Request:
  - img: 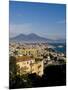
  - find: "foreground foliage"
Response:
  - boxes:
[9,56,66,89]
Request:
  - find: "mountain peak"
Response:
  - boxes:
[10,33,48,42]
[28,33,38,36]
[19,33,26,36]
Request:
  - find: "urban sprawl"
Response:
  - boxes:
[9,42,66,76]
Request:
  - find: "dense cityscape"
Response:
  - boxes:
[9,42,66,88]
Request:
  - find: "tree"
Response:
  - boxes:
[14,50,18,55]
[9,56,17,78]
[9,56,18,88]
[9,56,32,89]
[49,53,54,60]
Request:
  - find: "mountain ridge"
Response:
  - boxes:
[10,33,66,43]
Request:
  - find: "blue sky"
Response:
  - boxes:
[9,1,66,40]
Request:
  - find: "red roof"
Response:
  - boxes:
[16,56,33,62]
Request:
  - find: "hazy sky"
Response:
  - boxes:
[9,1,66,40]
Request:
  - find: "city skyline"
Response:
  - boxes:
[9,1,66,40]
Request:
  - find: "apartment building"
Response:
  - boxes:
[16,56,44,76]
[17,48,41,57]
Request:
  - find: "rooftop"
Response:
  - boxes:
[16,56,34,62]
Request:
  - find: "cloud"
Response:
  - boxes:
[56,20,66,24]
[9,23,33,37]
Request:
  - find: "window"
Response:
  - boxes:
[27,61,29,64]
[38,65,41,69]
[38,71,41,75]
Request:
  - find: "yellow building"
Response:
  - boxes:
[16,56,44,76]
[17,48,40,57]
